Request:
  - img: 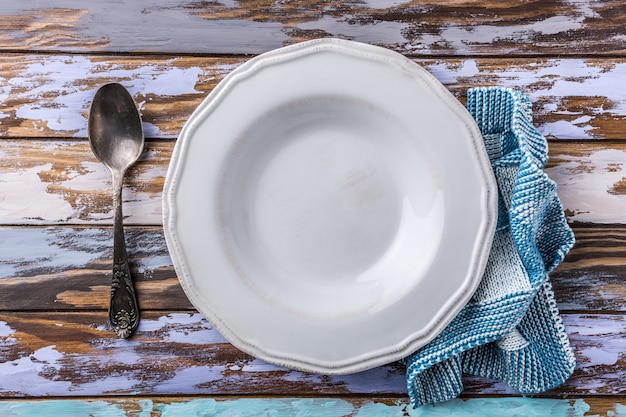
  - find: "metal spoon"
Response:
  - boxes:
[88,83,143,338]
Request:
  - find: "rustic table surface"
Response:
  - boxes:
[1,1,625,416]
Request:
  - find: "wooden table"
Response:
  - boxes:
[1,1,625,415]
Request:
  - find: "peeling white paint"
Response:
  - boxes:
[409,0,597,55]
[0,228,104,277]
[424,58,626,139]
[155,365,226,393]
[491,59,626,132]
[73,375,142,396]
[241,358,287,373]
[530,61,626,114]
[0,345,72,396]
[2,54,625,142]
[425,60,480,85]
[566,314,625,336]
[0,321,16,341]
[297,16,408,46]
[137,313,229,344]
[0,1,289,54]
[0,79,11,119]
[0,163,76,223]
[540,120,593,139]
[580,346,620,366]
[0,142,166,224]
[137,313,201,332]
[61,160,107,191]
[4,55,205,138]
[566,315,624,368]
[0,321,11,337]
[546,149,626,223]
[360,0,411,9]
[0,313,620,396]
[135,255,173,274]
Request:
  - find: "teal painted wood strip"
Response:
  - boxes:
[0,398,623,417]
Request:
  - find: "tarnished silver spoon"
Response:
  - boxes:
[88,83,143,338]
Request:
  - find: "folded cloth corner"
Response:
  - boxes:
[403,86,576,408]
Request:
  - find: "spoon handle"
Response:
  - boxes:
[109,172,139,338]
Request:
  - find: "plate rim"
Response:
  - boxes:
[163,38,498,374]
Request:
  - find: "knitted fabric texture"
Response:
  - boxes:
[404,87,576,408]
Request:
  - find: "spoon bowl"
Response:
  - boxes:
[89,84,144,172]
[88,83,144,338]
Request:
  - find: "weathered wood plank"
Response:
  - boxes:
[0,227,189,311]
[2,140,626,225]
[0,141,170,225]
[0,397,624,417]
[0,1,625,56]
[0,55,238,139]
[0,55,625,140]
[551,224,626,312]
[1,0,621,409]
[431,59,626,141]
[0,312,622,397]
[0,224,623,312]
[546,142,626,224]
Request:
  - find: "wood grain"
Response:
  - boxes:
[0,140,170,225]
[0,224,622,313]
[2,140,626,225]
[0,0,623,411]
[546,142,626,224]
[552,224,626,312]
[0,227,188,311]
[0,1,625,56]
[0,311,622,397]
[0,55,625,140]
[0,55,238,139]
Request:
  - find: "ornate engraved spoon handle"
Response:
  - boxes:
[109,171,139,338]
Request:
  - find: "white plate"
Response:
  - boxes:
[163,38,497,374]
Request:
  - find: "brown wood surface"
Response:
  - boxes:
[0,1,625,56]
[0,55,625,140]
[0,0,624,413]
[3,140,626,225]
[0,311,622,397]
[0,224,622,313]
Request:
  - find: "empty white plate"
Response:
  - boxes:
[163,38,497,374]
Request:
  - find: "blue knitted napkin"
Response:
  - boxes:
[404,87,576,407]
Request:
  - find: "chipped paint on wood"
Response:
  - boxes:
[0,226,186,310]
[1,224,623,312]
[0,312,400,396]
[0,56,625,140]
[4,140,626,226]
[422,58,626,140]
[0,55,238,138]
[0,312,623,397]
[0,141,170,224]
[0,0,624,410]
[546,146,626,223]
[1,1,626,56]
